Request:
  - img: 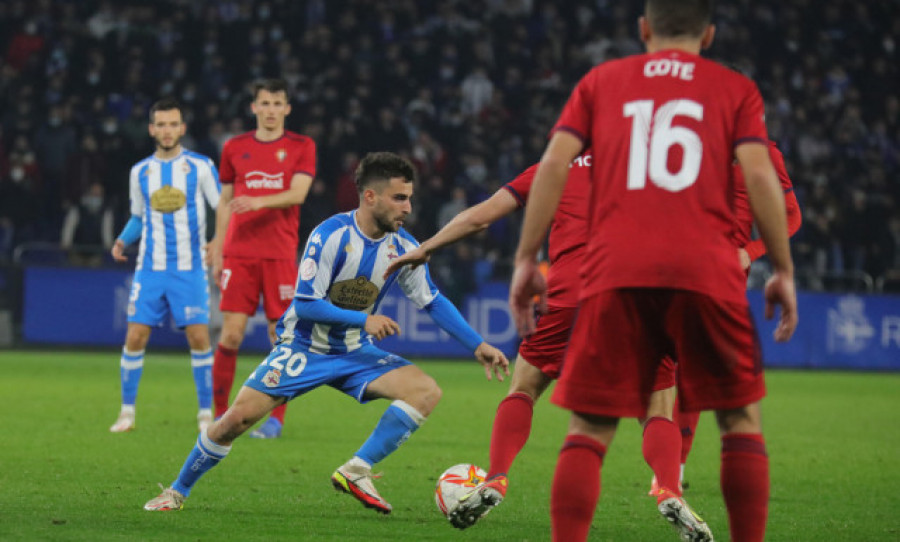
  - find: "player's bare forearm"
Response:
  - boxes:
[384,191,518,278]
[736,144,793,274]
[515,134,579,263]
[427,191,518,254]
[259,172,314,210]
[230,173,313,213]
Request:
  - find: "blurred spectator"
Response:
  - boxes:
[64,133,107,209]
[1,0,897,292]
[460,65,494,117]
[437,186,468,230]
[5,20,44,71]
[0,162,42,255]
[59,182,114,267]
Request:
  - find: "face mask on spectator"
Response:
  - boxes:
[102,121,117,134]
[10,167,25,183]
[466,163,487,183]
[49,116,62,127]
[82,195,103,213]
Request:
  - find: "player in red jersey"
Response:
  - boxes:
[510,1,797,541]
[385,154,688,530]
[208,78,316,439]
[673,140,803,490]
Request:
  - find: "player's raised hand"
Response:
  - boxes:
[474,342,510,382]
[509,260,548,337]
[365,314,401,340]
[383,247,430,279]
[229,195,262,214]
[111,239,128,262]
[764,270,798,342]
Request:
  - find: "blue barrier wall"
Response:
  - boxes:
[22,267,900,370]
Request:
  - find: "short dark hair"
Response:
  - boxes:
[252,78,290,100]
[149,98,183,122]
[355,152,416,193]
[645,0,713,38]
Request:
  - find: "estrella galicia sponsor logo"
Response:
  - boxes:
[827,295,875,354]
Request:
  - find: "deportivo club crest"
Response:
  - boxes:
[262,368,282,387]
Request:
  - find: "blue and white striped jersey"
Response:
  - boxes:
[277,210,440,354]
[129,150,221,272]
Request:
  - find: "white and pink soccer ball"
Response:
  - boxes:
[434,463,487,517]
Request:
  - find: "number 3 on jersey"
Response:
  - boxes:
[624,99,703,192]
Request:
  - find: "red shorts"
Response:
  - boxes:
[517,305,577,379]
[219,256,297,320]
[552,288,764,418]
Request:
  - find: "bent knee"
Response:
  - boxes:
[218,329,245,349]
[407,377,441,416]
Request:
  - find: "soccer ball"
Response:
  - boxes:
[434,463,487,517]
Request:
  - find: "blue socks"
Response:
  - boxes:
[191,349,214,410]
[172,429,231,497]
[120,348,145,406]
[355,400,426,465]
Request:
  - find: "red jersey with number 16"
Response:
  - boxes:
[554,50,769,305]
[504,154,592,308]
[219,131,316,260]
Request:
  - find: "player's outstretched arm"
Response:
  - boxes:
[474,342,510,382]
[384,190,519,278]
[421,293,507,381]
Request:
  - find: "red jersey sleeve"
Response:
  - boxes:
[553,71,596,144]
[218,139,235,184]
[502,163,539,207]
[733,80,769,146]
[292,137,317,178]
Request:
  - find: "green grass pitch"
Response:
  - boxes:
[1,350,898,541]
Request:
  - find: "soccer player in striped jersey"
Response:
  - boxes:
[143,152,509,514]
[109,98,221,434]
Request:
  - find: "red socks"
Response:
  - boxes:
[551,435,606,542]
[642,417,682,499]
[212,344,238,418]
[270,403,287,423]
[721,433,769,542]
[679,409,701,464]
[486,392,534,479]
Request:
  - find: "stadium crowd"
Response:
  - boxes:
[0,0,898,295]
